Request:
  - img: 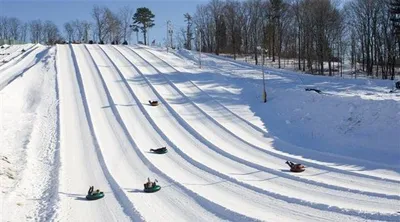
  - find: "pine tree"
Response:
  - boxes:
[131,7,155,45]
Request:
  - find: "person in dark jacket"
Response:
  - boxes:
[285,161,294,168]
[286,161,304,169]
[88,186,94,195]
[144,178,153,189]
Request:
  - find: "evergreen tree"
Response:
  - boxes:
[131,7,155,45]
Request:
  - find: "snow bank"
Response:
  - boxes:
[0,46,59,221]
[176,49,400,173]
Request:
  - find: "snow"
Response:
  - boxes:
[1,46,59,221]
[0,43,399,222]
[0,44,35,67]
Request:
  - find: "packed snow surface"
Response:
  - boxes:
[0,43,399,221]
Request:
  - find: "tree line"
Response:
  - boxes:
[189,0,399,79]
[0,17,60,44]
[0,5,155,46]
[1,1,398,79]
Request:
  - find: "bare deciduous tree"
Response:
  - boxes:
[105,9,122,44]
[209,0,226,55]
[64,22,74,42]
[193,4,213,52]
[29,19,43,43]
[43,20,60,45]
[224,0,241,59]
[20,22,28,42]
[73,19,85,42]
[92,5,108,43]
[184,13,193,50]
[82,21,91,43]
[347,0,398,79]
[0,16,9,39]
[176,27,186,49]
[8,17,21,41]
[119,7,134,43]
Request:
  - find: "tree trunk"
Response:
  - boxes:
[278,31,282,68]
[361,34,365,72]
[391,56,395,80]
[367,19,372,76]
[233,36,236,60]
[143,30,147,45]
[254,45,258,65]
[302,32,306,72]
[298,26,301,70]
[272,24,275,62]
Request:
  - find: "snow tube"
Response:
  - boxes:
[86,192,104,200]
[290,165,305,173]
[305,88,322,94]
[150,147,167,154]
[149,100,159,106]
[144,185,161,193]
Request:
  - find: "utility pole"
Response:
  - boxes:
[199,30,202,69]
[167,20,170,52]
[262,50,266,103]
[167,20,173,52]
[169,24,173,49]
[196,28,202,69]
[257,46,267,103]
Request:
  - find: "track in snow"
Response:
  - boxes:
[1,43,399,222]
[119,45,399,219]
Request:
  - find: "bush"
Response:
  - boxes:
[89,40,94,44]
[123,40,128,45]
[99,40,104,45]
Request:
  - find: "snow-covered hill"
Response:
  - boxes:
[0,43,399,221]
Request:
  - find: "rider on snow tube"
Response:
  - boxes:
[86,186,104,200]
[286,161,305,172]
[150,147,167,154]
[144,178,161,192]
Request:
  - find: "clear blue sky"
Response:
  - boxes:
[0,0,207,44]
